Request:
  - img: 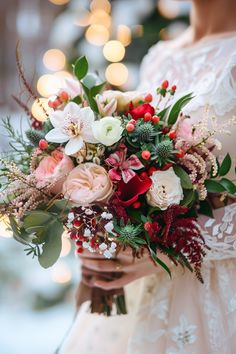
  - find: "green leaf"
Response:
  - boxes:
[219,178,236,195]
[47,199,72,216]
[23,211,52,230]
[181,189,195,207]
[73,56,88,80]
[158,105,171,121]
[219,153,232,176]
[81,82,99,113]
[149,246,172,277]
[38,219,63,268]
[72,95,82,105]
[173,165,193,189]
[205,179,226,193]
[90,81,106,97]
[167,93,194,125]
[198,200,214,218]
[9,216,30,245]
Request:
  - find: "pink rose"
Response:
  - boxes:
[34,148,74,194]
[63,163,113,206]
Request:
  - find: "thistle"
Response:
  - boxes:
[113,219,145,248]
[151,139,174,164]
[132,122,156,143]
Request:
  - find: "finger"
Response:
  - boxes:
[94,273,135,290]
[81,258,123,272]
[81,266,119,280]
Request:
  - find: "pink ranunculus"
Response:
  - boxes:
[34,148,74,194]
[62,163,113,206]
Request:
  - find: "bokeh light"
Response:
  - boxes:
[51,260,72,284]
[0,217,13,238]
[48,0,70,5]
[157,0,180,19]
[43,49,66,71]
[85,24,110,46]
[60,233,72,258]
[103,40,125,62]
[54,70,72,83]
[105,63,128,86]
[74,10,91,27]
[37,74,61,97]
[117,25,132,47]
[90,0,111,14]
[31,98,52,122]
[90,9,111,28]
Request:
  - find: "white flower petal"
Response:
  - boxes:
[64,102,81,117]
[49,110,66,128]
[65,136,84,155]
[45,128,69,143]
[63,77,81,98]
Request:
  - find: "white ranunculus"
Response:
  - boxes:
[92,117,123,146]
[45,102,98,155]
[146,167,183,210]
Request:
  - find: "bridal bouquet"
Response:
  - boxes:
[1,56,236,315]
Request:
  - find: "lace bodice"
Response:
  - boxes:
[139,33,236,261]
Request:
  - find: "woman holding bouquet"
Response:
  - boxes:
[60,0,236,353]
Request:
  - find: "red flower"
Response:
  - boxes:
[115,174,152,207]
[127,102,155,121]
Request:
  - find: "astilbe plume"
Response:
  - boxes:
[0,160,53,219]
[155,205,207,282]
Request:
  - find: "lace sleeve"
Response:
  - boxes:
[198,203,236,261]
[206,53,236,116]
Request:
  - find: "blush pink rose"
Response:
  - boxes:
[34,148,74,194]
[62,163,113,206]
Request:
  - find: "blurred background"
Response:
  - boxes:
[0,1,190,353]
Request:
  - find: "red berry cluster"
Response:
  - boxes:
[48,91,70,110]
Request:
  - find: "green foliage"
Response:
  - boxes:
[167,93,194,125]
[151,139,173,164]
[25,129,45,146]
[219,178,236,195]
[23,210,64,268]
[198,200,214,218]
[219,153,232,176]
[205,179,226,193]
[114,219,145,248]
[181,189,196,207]
[73,56,88,80]
[173,165,193,189]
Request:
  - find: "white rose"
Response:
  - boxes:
[146,167,183,210]
[92,117,123,146]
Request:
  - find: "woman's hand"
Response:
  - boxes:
[79,248,165,290]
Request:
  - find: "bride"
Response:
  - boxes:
[59,0,236,353]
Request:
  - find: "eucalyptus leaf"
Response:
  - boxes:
[73,56,88,80]
[38,219,63,268]
[23,210,53,229]
[173,165,193,189]
[9,216,30,245]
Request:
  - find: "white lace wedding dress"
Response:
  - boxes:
[59,31,236,354]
